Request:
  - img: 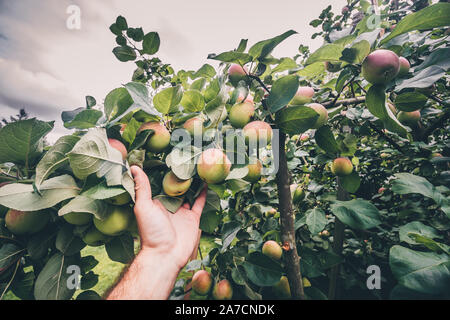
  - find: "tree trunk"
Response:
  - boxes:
[328,177,350,300]
[275,132,305,300]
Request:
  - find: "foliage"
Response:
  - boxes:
[1,1,449,300]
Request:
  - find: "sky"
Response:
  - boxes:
[0,0,347,142]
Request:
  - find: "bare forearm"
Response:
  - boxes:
[107,249,181,300]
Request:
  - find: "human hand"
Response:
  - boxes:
[130,166,207,271]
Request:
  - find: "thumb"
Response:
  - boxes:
[131,165,152,203]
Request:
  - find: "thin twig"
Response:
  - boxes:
[322,96,366,107]
[367,121,404,154]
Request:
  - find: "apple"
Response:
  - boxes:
[331,157,353,176]
[229,101,255,128]
[398,57,410,77]
[191,270,213,295]
[308,103,328,129]
[138,122,171,153]
[63,212,92,226]
[183,117,204,137]
[108,138,127,160]
[243,121,273,144]
[244,159,262,183]
[197,148,231,184]
[397,110,421,127]
[290,184,305,204]
[228,64,248,87]
[93,206,133,236]
[289,87,315,106]
[273,276,291,299]
[5,209,50,235]
[361,49,400,85]
[82,227,111,247]
[162,171,192,197]
[212,280,233,300]
[262,240,283,260]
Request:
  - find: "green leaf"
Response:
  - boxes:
[337,134,358,157]
[330,199,381,230]
[381,3,450,45]
[126,27,144,42]
[339,172,361,193]
[305,44,343,65]
[192,64,216,79]
[221,221,241,252]
[67,128,125,185]
[116,16,128,30]
[267,75,299,112]
[124,82,161,116]
[142,32,160,55]
[153,85,183,114]
[190,78,206,91]
[85,96,96,108]
[112,46,136,62]
[236,39,248,52]
[389,245,450,295]
[391,173,449,217]
[314,126,340,154]
[399,221,441,246]
[55,224,86,256]
[248,30,297,61]
[80,272,99,290]
[81,180,128,200]
[207,51,252,65]
[59,195,109,220]
[27,226,58,260]
[0,119,54,165]
[62,108,102,129]
[104,87,134,121]
[35,135,80,188]
[305,208,327,234]
[153,195,183,213]
[34,253,79,300]
[296,62,326,80]
[105,233,135,264]
[0,175,79,211]
[180,90,205,112]
[200,190,221,233]
[76,290,102,300]
[121,118,141,146]
[394,92,428,112]
[366,85,408,137]
[415,47,450,72]
[166,146,201,180]
[340,40,370,64]
[395,66,446,91]
[109,23,122,36]
[0,243,24,270]
[408,234,450,255]
[271,57,297,74]
[242,252,283,287]
[275,106,319,135]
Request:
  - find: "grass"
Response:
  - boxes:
[3,234,217,300]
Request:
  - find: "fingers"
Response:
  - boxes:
[131,165,152,203]
[191,187,208,217]
[182,202,191,209]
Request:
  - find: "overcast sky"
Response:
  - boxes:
[0,0,347,142]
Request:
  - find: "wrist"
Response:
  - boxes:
[138,247,182,274]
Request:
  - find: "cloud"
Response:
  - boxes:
[0,0,347,144]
